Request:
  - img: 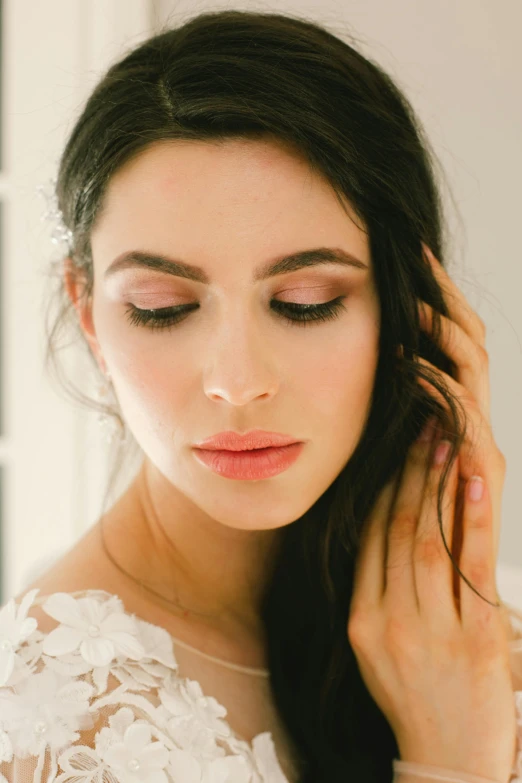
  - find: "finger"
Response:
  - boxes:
[351,475,399,614]
[421,243,486,348]
[383,420,439,616]
[413,438,462,629]
[459,465,501,629]
[414,361,505,602]
[414,356,502,484]
[418,303,490,422]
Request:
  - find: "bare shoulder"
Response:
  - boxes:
[14,520,124,606]
[16,475,145,607]
[7,517,141,640]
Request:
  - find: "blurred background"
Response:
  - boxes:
[1,0,521,606]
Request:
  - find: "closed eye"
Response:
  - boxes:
[123,296,347,332]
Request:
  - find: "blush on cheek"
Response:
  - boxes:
[307,332,376,407]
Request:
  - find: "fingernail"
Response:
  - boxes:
[434,440,451,465]
[468,475,484,502]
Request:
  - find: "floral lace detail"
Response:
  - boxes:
[0,589,290,783]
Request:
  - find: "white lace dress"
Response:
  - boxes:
[1,588,522,783]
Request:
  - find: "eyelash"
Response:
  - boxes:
[124,296,347,332]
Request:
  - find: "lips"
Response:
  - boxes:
[193,442,305,480]
[194,429,301,451]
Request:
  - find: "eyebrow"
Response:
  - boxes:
[104,247,368,284]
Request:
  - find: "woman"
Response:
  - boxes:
[1,9,520,783]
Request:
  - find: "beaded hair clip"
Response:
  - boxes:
[36,175,74,249]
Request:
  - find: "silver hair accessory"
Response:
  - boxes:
[95,371,127,446]
[36,175,74,251]
[37,173,126,445]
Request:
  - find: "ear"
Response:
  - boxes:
[63,257,108,374]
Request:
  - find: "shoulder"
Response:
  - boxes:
[0,587,180,680]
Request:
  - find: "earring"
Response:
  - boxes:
[95,371,126,445]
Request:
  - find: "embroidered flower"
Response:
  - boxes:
[252,733,289,783]
[157,673,231,744]
[0,667,94,758]
[41,593,146,667]
[168,744,253,783]
[0,588,40,686]
[131,618,178,669]
[101,721,170,783]
[55,745,107,783]
[57,706,136,783]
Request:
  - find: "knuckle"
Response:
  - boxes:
[496,448,507,471]
[347,610,376,650]
[415,535,444,565]
[476,343,489,365]
[390,509,418,535]
[464,391,480,412]
[469,508,492,533]
[465,560,492,588]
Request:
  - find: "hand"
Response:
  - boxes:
[347,244,516,783]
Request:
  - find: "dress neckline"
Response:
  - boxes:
[31,587,270,677]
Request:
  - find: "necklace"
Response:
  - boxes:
[98,517,269,676]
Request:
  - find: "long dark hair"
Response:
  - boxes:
[44,9,486,781]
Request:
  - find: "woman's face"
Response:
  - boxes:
[76,137,381,531]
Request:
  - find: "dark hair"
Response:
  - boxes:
[44,9,489,782]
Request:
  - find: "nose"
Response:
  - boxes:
[202,315,280,406]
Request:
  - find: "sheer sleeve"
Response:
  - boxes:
[392,761,506,783]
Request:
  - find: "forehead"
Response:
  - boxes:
[92,137,370,270]
[106,136,323,193]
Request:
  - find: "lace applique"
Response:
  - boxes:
[0,589,290,783]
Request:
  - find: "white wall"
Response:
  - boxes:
[4,0,522,606]
[2,0,154,599]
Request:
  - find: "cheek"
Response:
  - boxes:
[93,319,184,430]
[293,323,379,419]
[114,356,190,426]
[95,304,187,396]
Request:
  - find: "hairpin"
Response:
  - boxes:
[36,174,74,249]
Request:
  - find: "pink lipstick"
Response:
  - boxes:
[193,430,304,480]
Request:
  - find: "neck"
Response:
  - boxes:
[101,458,284,634]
